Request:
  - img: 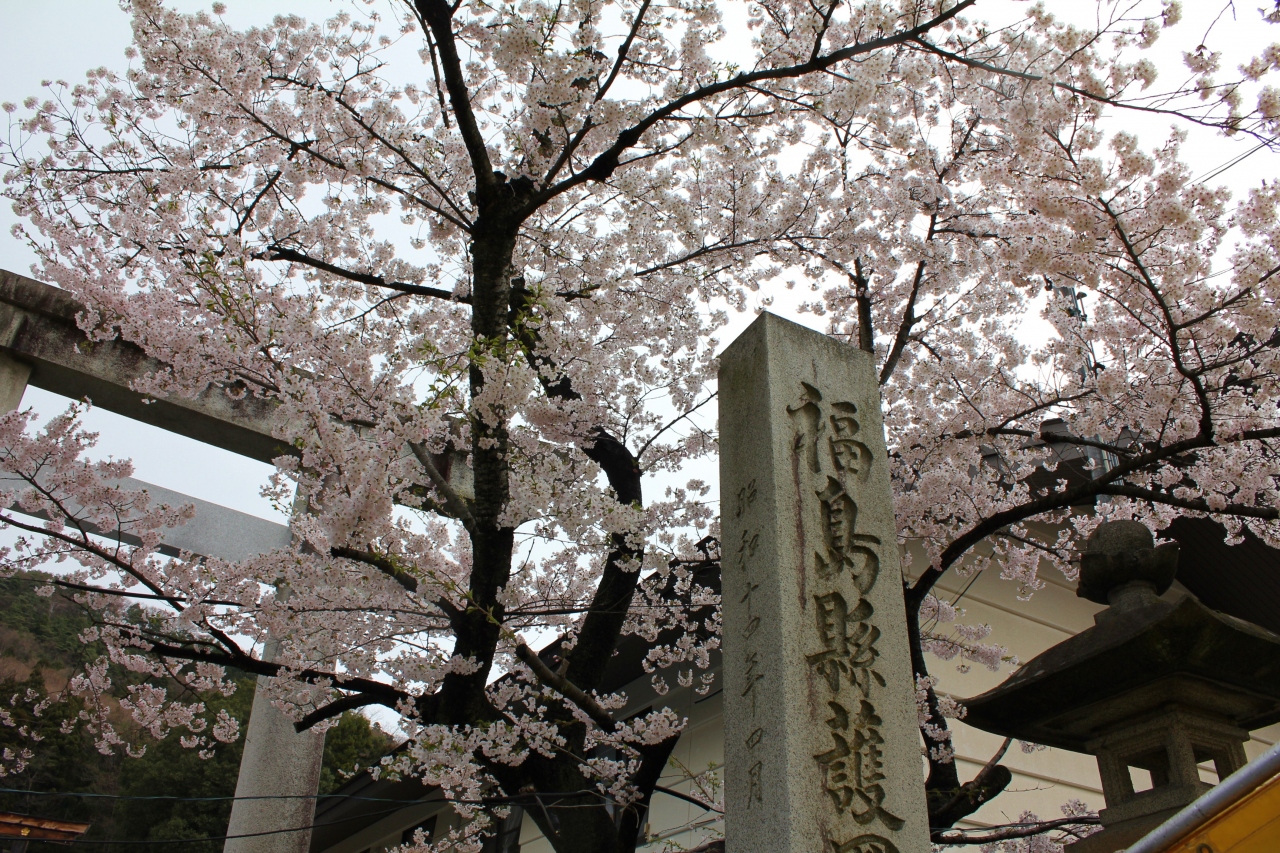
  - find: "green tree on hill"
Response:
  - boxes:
[0,573,394,851]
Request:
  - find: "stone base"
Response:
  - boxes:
[1064,807,1182,853]
[1098,781,1207,826]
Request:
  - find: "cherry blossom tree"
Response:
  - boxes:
[5,0,1280,849]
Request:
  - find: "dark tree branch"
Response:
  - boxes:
[293,693,382,731]
[906,432,1214,611]
[854,257,875,354]
[911,35,1271,143]
[930,736,1014,829]
[331,546,422,594]
[263,246,466,302]
[413,0,498,197]
[407,441,479,533]
[595,0,653,103]
[653,785,721,813]
[989,426,1136,457]
[507,286,648,700]
[932,815,1101,845]
[141,638,409,706]
[1098,484,1279,520]
[635,237,773,278]
[907,601,961,825]
[52,579,240,607]
[880,258,928,384]
[0,510,188,612]
[537,0,979,206]
[1099,199,1215,439]
[614,736,685,851]
[515,642,616,731]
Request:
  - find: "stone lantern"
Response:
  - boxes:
[962,520,1280,852]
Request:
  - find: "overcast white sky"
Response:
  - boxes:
[1,0,1278,524]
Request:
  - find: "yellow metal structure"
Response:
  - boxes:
[1162,771,1280,853]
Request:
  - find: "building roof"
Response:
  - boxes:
[0,812,91,842]
[1164,517,1280,636]
[309,558,720,852]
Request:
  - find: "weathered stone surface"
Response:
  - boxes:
[0,319,318,852]
[0,268,286,462]
[0,339,293,562]
[718,312,929,853]
[222,488,327,853]
[108,477,293,561]
[1077,520,1178,605]
[0,352,31,414]
[0,471,292,561]
[0,268,473,500]
[224,634,326,853]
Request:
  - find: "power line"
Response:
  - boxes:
[0,785,708,847]
[1193,137,1277,185]
[23,805,413,847]
[0,787,422,804]
[0,787,598,806]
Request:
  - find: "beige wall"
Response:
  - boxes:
[931,554,1110,830]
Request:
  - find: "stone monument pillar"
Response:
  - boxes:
[718,313,929,853]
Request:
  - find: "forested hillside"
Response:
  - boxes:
[0,572,394,851]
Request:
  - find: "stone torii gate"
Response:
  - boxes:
[0,268,470,853]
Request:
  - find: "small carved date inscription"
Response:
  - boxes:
[734,479,767,808]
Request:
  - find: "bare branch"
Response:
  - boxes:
[52,579,240,607]
[293,693,382,732]
[932,814,1101,845]
[331,545,422,593]
[263,246,467,303]
[880,258,928,384]
[595,0,653,103]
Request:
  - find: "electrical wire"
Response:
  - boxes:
[17,805,413,846]
[0,785,679,847]
[0,787,599,806]
[0,787,431,804]
[1193,137,1277,185]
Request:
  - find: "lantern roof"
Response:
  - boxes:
[963,522,1280,752]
